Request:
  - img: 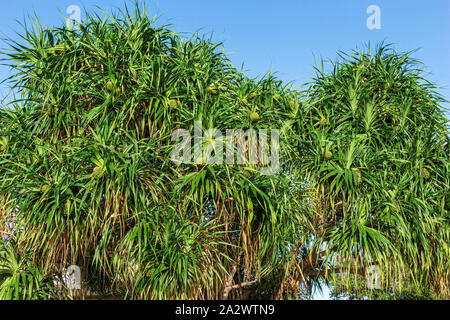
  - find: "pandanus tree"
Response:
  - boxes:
[290,44,450,299]
[0,3,448,300]
[0,4,309,299]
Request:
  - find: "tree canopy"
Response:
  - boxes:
[0,4,448,300]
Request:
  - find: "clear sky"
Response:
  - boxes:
[0,0,449,299]
[1,0,449,116]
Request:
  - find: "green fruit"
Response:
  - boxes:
[40,184,50,193]
[105,80,114,91]
[92,166,105,179]
[250,111,260,122]
[273,94,281,101]
[206,84,218,95]
[249,92,257,99]
[323,150,332,160]
[169,99,179,108]
[37,145,45,156]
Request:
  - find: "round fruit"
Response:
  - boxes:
[273,94,281,101]
[92,166,105,179]
[169,99,179,108]
[206,84,218,95]
[105,80,114,91]
[40,184,50,193]
[37,145,44,156]
[323,150,332,160]
[250,111,260,122]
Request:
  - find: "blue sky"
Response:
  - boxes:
[1,0,449,116]
[0,0,448,299]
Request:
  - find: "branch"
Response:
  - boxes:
[221,263,238,300]
[227,279,259,291]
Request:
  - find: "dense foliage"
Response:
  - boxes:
[296,45,449,299]
[0,4,448,299]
